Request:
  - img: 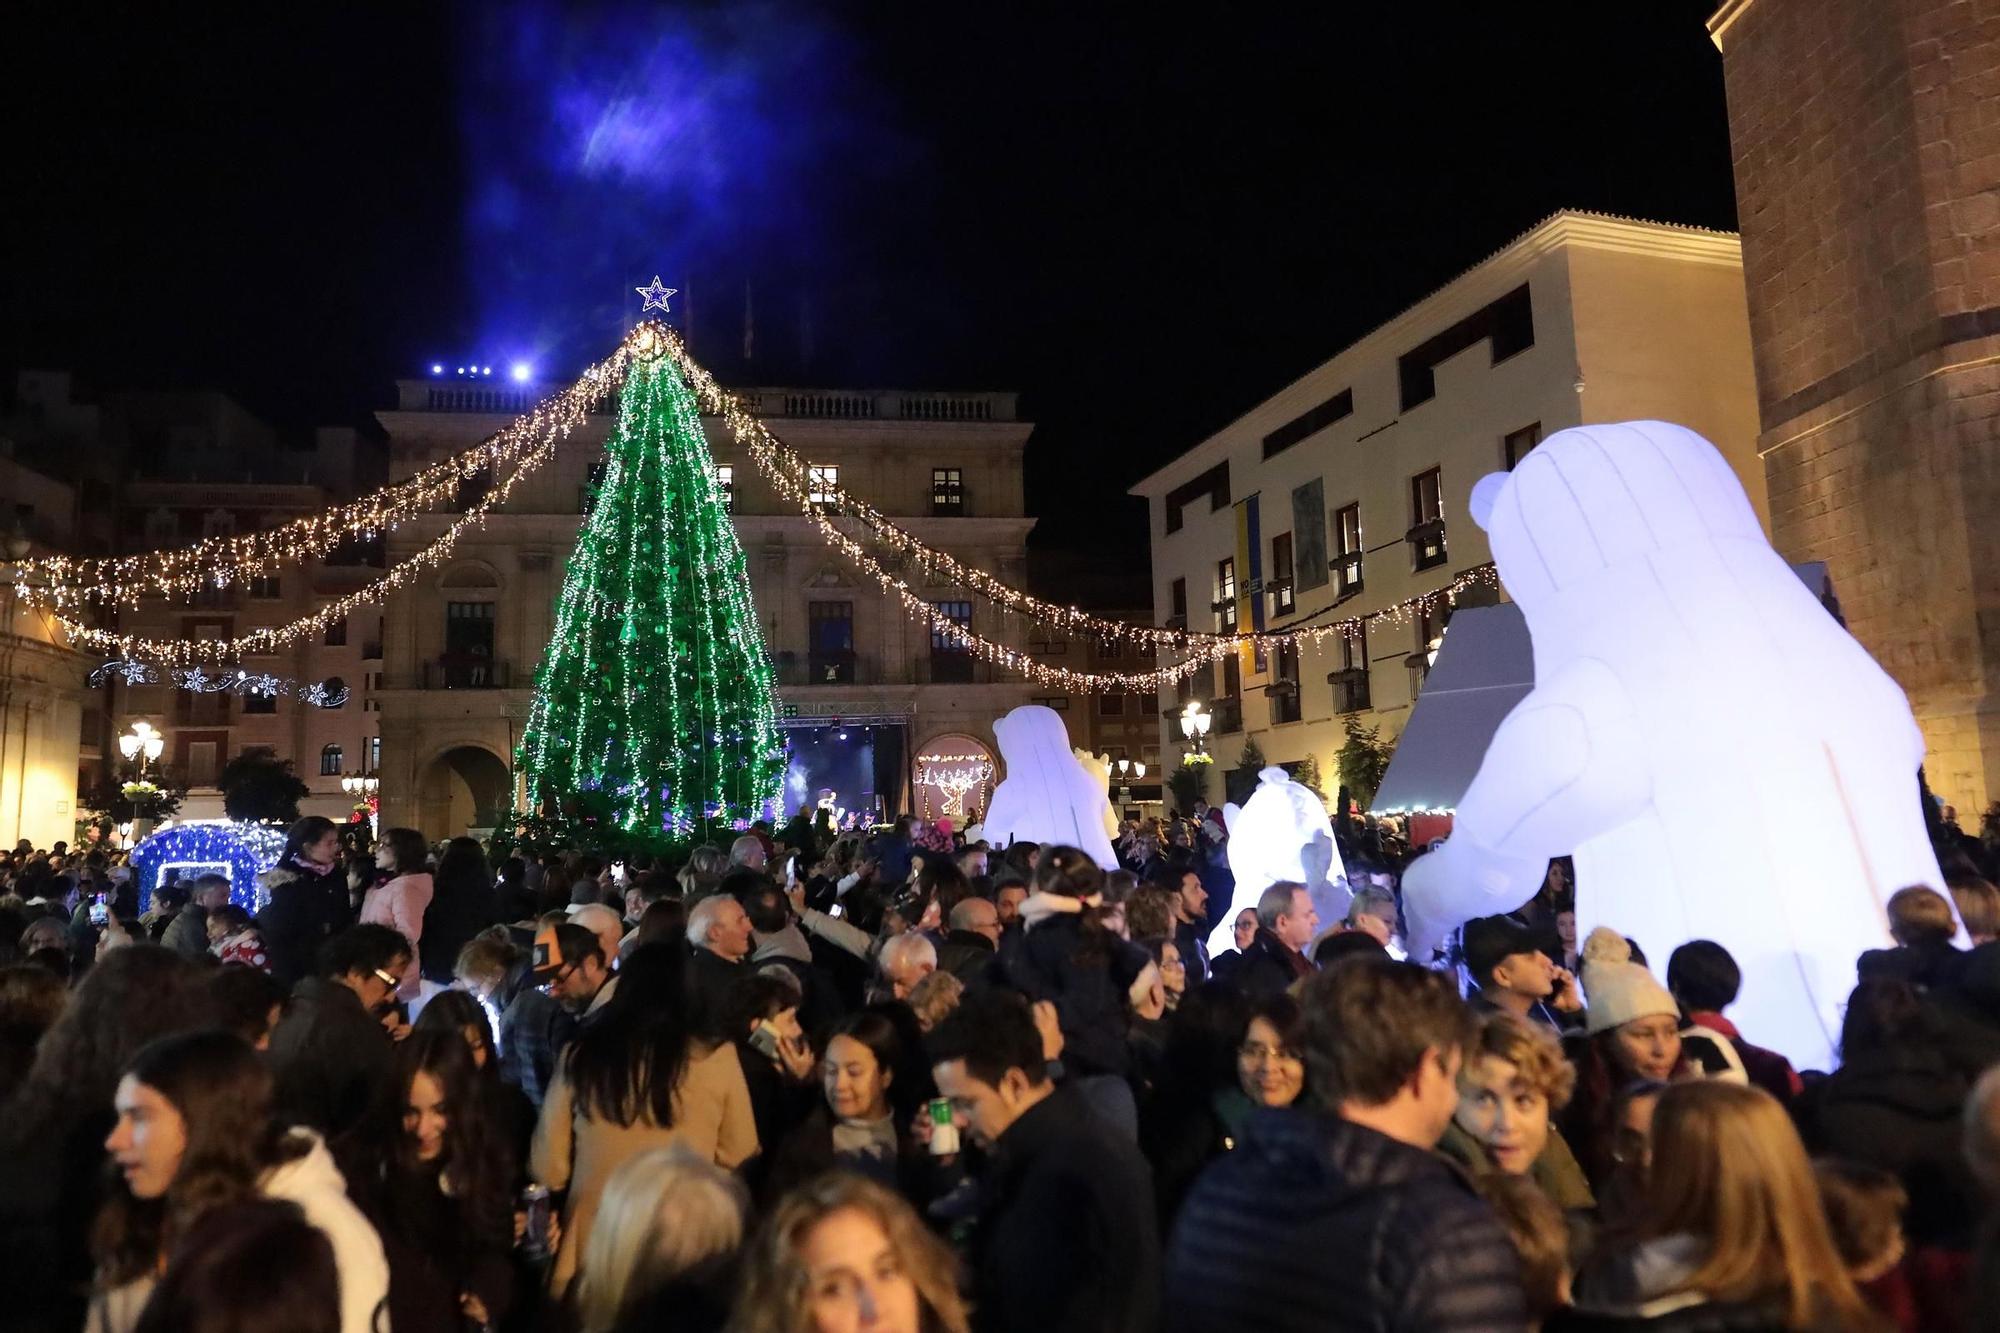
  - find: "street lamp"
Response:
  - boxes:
[119,720,165,774]
[342,773,381,839]
[1113,757,1147,808]
[1178,701,1212,754]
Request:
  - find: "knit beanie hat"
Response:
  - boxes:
[1580,926,1678,1035]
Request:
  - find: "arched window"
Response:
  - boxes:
[320,744,343,776]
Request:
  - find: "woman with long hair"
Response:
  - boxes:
[0,947,216,1333]
[91,1029,388,1333]
[257,816,350,987]
[421,836,501,984]
[573,1145,748,1333]
[359,827,432,1000]
[531,940,758,1295]
[1570,1081,1875,1329]
[999,845,1158,1137]
[413,986,536,1171]
[735,1172,969,1333]
[132,1200,341,1333]
[766,1010,929,1206]
[343,1028,516,1333]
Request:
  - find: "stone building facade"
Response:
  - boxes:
[1710,0,2000,809]
[373,379,1034,838]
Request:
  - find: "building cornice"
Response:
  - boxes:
[1128,209,1743,497]
[1706,0,1758,50]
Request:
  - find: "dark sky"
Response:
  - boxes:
[1,2,1736,558]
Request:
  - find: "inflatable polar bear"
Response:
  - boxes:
[1400,420,1942,1073]
[1206,766,1349,959]
[1071,748,1123,842]
[980,705,1120,870]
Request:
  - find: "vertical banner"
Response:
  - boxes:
[1235,495,1266,678]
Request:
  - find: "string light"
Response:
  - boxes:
[129,819,288,914]
[88,659,351,707]
[14,347,632,608]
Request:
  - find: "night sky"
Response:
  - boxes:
[1,2,1736,559]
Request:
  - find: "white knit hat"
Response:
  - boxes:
[1580,927,1679,1035]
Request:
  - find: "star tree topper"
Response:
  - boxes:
[636,276,678,313]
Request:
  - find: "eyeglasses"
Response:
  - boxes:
[372,968,401,990]
[538,963,577,995]
[1239,1042,1301,1065]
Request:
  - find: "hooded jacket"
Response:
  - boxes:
[257,858,350,987]
[1166,1108,1528,1333]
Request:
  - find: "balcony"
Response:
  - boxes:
[1331,551,1364,598]
[1330,667,1372,714]
[772,651,870,687]
[914,653,1001,685]
[176,694,232,726]
[1268,678,1302,725]
[1407,519,1448,572]
[424,654,513,689]
[1212,697,1243,735]
[362,641,383,661]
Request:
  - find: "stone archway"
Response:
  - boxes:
[415,745,512,839]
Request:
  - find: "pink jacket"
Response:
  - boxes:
[360,871,432,996]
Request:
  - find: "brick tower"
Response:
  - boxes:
[1710,0,2000,811]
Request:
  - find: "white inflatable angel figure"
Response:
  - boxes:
[1072,748,1122,840]
[1400,420,1942,1071]
[1206,766,1349,958]
[981,705,1120,870]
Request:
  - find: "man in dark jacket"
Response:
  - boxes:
[936,896,1002,988]
[1228,881,1318,1000]
[687,891,754,1030]
[268,923,410,1140]
[1167,958,1527,1332]
[740,875,846,1039]
[1168,867,1211,984]
[930,990,1160,1333]
[160,873,231,958]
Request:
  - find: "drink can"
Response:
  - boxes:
[521,1184,552,1260]
[927,1097,959,1156]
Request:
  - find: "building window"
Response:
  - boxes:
[930,600,973,682]
[241,691,277,715]
[1503,422,1542,470]
[1031,695,1070,712]
[809,601,855,683]
[444,603,496,687]
[144,508,178,544]
[1098,635,1123,661]
[1271,641,1302,724]
[367,735,381,771]
[808,465,840,506]
[1333,624,1371,713]
[931,468,964,516]
[1409,468,1447,571]
[1214,559,1237,632]
[324,617,347,647]
[320,744,343,776]
[248,574,281,599]
[1334,503,1364,596]
[1163,462,1230,534]
[201,509,236,538]
[1397,284,1534,411]
[185,741,219,787]
[1028,632,1068,656]
[1169,577,1188,627]
[715,464,734,513]
[1097,694,1126,716]
[1270,532,1295,616]
[1262,388,1352,460]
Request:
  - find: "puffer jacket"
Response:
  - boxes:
[257,858,350,987]
[1166,1108,1528,1332]
[360,871,432,997]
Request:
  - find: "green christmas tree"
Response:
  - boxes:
[517,341,786,841]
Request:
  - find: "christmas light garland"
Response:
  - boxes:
[88,659,352,708]
[15,348,629,608]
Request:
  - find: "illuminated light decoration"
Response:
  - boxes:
[981,705,1120,870]
[87,659,350,708]
[1399,421,1944,1073]
[516,335,785,839]
[12,344,632,608]
[511,363,533,383]
[914,752,995,820]
[431,363,444,375]
[129,819,288,913]
[635,275,678,313]
[1207,765,1348,958]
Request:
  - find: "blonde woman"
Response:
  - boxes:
[1571,1081,1875,1328]
[573,1146,748,1333]
[733,1173,968,1333]
[1438,1011,1594,1215]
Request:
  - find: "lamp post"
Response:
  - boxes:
[342,773,381,839]
[1113,757,1147,809]
[118,721,165,775]
[1178,701,1212,757]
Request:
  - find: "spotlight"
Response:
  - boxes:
[511,363,531,383]
[430,363,443,375]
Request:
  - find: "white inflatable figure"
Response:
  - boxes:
[1207,766,1349,958]
[1072,748,1122,840]
[1400,420,1943,1072]
[981,705,1120,870]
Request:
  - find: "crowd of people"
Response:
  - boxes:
[4,800,2000,1332]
